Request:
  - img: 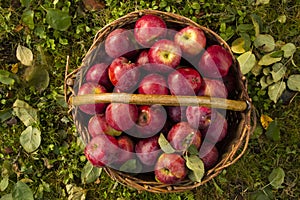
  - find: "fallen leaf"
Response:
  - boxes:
[260,114,273,130]
[231,38,246,54]
[237,51,256,74]
[268,81,286,103]
[281,43,296,58]
[16,44,33,66]
[287,74,300,92]
[258,52,282,66]
[254,34,275,52]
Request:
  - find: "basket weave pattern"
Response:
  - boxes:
[64,10,253,193]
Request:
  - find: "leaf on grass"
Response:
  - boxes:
[281,43,296,58]
[237,51,256,75]
[16,44,33,67]
[81,162,102,184]
[0,175,9,192]
[287,74,300,92]
[231,38,246,54]
[46,9,71,31]
[185,155,205,182]
[20,0,31,7]
[271,63,286,82]
[251,64,263,76]
[268,82,286,103]
[254,34,275,52]
[268,167,285,189]
[277,15,286,23]
[158,133,175,154]
[0,69,15,85]
[27,67,50,92]
[21,9,34,29]
[256,0,270,5]
[251,14,263,36]
[0,193,13,200]
[260,114,273,130]
[20,126,41,153]
[265,120,280,141]
[66,184,86,200]
[260,76,272,90]
[258,52,282,66]
[119,159,143,173]
[13,99,38,127]
[12,181,34,200]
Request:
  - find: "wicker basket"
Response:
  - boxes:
[64,10,254,193]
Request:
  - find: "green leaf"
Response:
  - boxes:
[12,181,34,200]
[265,120,280,141]
[27,67,50,92]
[66,184,86,200]
[16,44,33,67]
[287,75,300,91]
[270,50,284,58]
[260,76,272,90]
[258,52,282,66]
[0,193,13,200]
[277,15,286,23]
[119,159,143,173]
[20,126,41,153]
[268,81,286,103]
[0,175,9,192]
[0,70,15,85]
[0,109,13,123]
[271,63,286,82]
[281,43,296,58]
[191,2,200,10]
[231,37,246,54]
[185,155,205,182]
[46,9,71,31]
[21,9,34,29]
[187,144,199,156]
[268,167,285,189]
[251,14,263,36]
[158,133,176,154]
[13,99,38,127]
[20,0,31,7]
[237,51,256,75]
[237,24,253,33]
[251,64,263,76]
[81,161,102,184]
[254,34,275,52]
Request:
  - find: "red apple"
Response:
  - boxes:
[108,57,140,92]
[135,135,162,167]
[199,142,219,170]
[202,112,228,143]
[105,28,137,58]
[174,26,206,56]
[167,67,202,95]
[186,106,216,130]
[134,14,167,47]
[88,114,122,137]
[166,106,187,123]
[85,63,113,90]
[198,45,232,78]
[148,39,182,73]
[105,103,138,132]
[77,82,107,115]
[198,78,228,98]
[167,121,202,152]
[114,135,135,165]
[84,134,119,167]
[138,73,169,95]
[136,50,172,73]
[154,153,187,184]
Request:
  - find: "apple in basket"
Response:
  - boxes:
[138,73,169,95]
[186,106,216,130]
[199,142,219,170]
[114,135,135,166]
[85,63,113,91]
[198,78,228,98]
[174,26,206,56]
[154,153,187,184]
[88,114,122,137]
[77,82,107,115]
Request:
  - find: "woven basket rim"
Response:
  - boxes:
[64,9,255,193]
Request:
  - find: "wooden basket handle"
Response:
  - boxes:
[70,93,250,112]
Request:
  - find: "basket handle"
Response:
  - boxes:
[70,93,250,112]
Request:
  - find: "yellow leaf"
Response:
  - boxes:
[260,114,273,129]
[11,63,19,74]
[231,38,246,54]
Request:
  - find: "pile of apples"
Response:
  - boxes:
[77,14,234,184]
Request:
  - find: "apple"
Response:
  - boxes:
[154,153,187,184]
[105,28,137,58]
[105,103,138,132]
[174,26,206,56]
[84,134,119,167]
[138,73,169,95]
[135,135,162,167]
[108,57,140,92]
[202,112,228,143]
[198,45,233,78]
[148,39,182,73]
[85,63,113,90]
[134,14,167,47]
[167,121,202,152]
[114,135,135,165]
[198,78,228,98]
[131,105,167,138]
[166,106,187,123]
[77,82,107,115]
[199,142,219,170]
[136,50,172,73]
[167,67,202,95]
[186,106,216,130]
[88,114,122,137]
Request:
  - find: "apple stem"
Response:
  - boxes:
[70,93,249,112]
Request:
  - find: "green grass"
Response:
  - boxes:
[0,0,299,199]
